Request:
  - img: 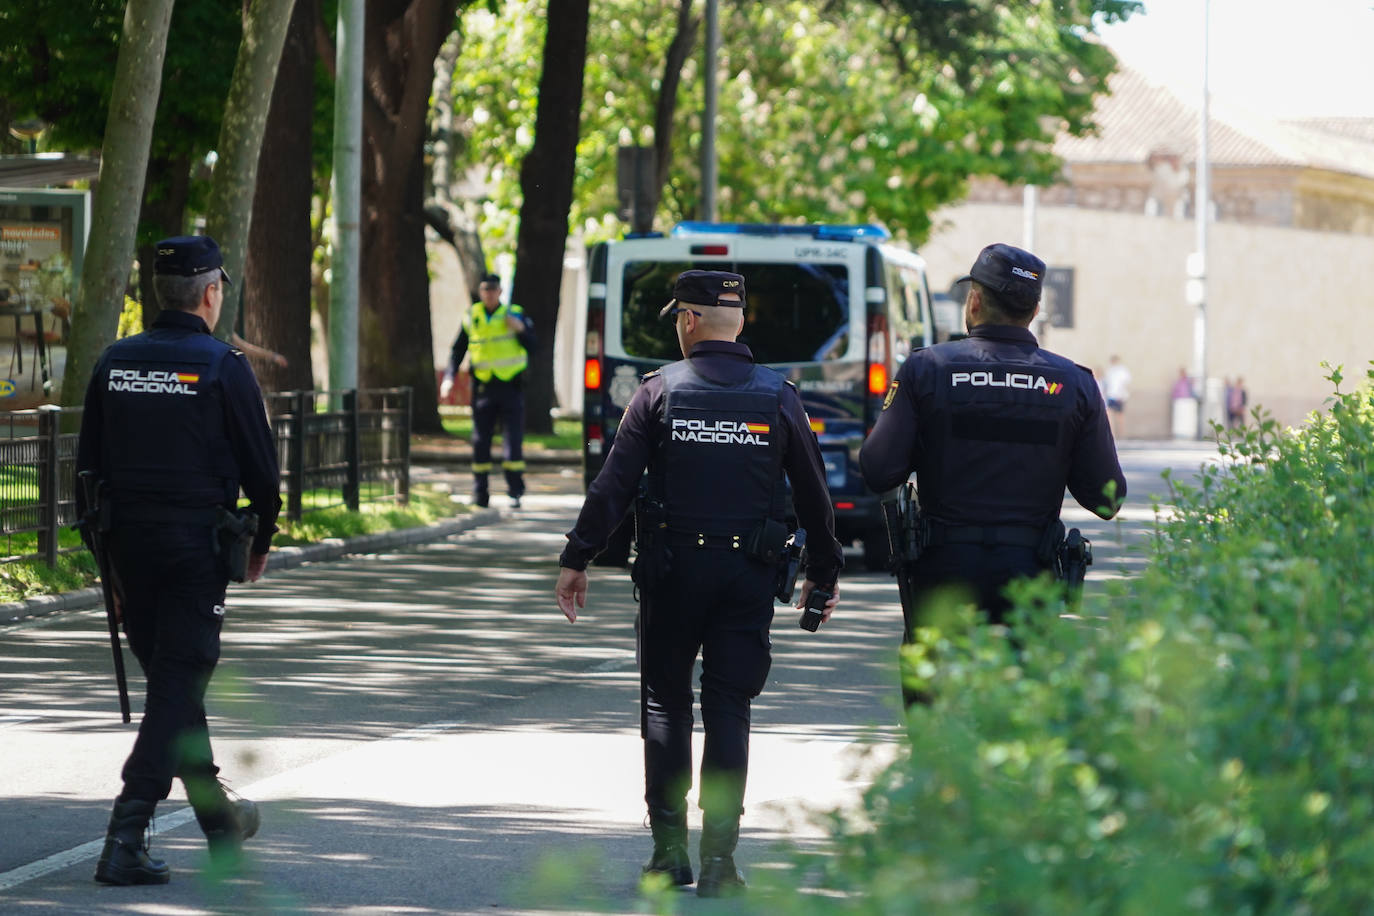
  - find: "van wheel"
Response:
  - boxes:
[861,528,891,572]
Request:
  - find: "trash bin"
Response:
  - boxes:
[1171,396,1199,439]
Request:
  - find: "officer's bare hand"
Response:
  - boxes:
[505,314,525,334]
[556,567,588,622]
[245,553,269,583]
[796,579,840,623]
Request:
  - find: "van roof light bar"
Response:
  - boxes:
[670,221,890,242]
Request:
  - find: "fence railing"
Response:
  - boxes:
[264,388,412,520]
[0,386,412,567]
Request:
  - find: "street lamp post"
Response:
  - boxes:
[1191,0,1211,438]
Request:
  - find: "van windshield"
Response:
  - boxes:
[619,260,850,363]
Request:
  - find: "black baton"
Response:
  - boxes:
[78,471,131,723]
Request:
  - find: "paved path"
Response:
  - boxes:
[0,442,1221,914]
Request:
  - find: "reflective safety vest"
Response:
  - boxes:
[465,301,528,382]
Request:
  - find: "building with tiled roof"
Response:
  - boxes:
[967,65,1374,236]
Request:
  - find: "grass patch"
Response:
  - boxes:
[272,485,467,546]
[440,414,583,451]
[0,485,469,605]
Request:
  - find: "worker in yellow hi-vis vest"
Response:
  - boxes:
[440,274,536,508]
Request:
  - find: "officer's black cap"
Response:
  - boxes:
[957,243,1044,310]
[658,269,746,318]
[154,235,232,286]
[479,273,501,288]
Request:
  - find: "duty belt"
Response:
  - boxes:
[926,522,1042,549]
[112,503,220,527]
[665,530,748,551]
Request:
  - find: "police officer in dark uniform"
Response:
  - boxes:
[75,235,282,885]
[859,243,1125,705]
[554,270,843,897]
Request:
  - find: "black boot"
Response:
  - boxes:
[94,798,170,886]
[642,805,693,886]
[696,815,745,898]
[192,781,260,863]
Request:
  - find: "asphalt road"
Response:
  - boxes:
[0,442,1220,914]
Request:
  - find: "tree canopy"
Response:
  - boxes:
[451,0,1139,248]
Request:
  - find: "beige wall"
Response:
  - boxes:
[922,203,1374,438]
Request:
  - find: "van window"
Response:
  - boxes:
[620,260,850,363]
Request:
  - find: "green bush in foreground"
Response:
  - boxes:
[767,366,1374,914]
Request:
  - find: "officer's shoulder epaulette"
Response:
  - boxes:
[1074,362,1095,376]
[640,368,662,383]
[783,378,799,393]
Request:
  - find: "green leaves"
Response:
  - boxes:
[450,0,1139,254]
[761,363,1374,912]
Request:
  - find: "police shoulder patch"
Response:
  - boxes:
[1074,362,1094,377]
[882,379,900,410]
[640,369,661,383]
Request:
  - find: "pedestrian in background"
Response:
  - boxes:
[1227,376,1248,428]
[860,243,1126,707]
[76,236,281,885]
[554,270,843,897]
[440,273,535,508]
[1103,354,1131,439]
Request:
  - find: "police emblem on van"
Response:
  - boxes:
[951,370,1062,394]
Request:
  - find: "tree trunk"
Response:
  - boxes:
[207,0,297,341]
[241,0,316,393]
[510,0,590,435]
[649,0,697,225]
[60,0,176,407]
[134,152,193,329]
[353,0,460,434]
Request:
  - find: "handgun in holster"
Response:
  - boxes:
[630,482,671,594]
[775,527,807,603]
[1060,528,1093,591]
[214,507,259,583]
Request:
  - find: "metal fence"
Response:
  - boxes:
[0,387,412,566]
[0,406,83,566]
[264,388,412,520]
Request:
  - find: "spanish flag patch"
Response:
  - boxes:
[745,422,770,434]
[176,373,200,383]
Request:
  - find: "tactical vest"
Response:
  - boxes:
[655,360,785,536]
[465,302,528,382]
[916,339,1081,526]
[100,329,240,508]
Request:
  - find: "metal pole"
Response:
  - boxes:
[328,0,363,394]
[1193,0,1211,438]
[700,0,719,222]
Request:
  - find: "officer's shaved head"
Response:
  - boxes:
[154,271,219,313]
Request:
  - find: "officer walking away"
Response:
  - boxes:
[75,236,282,885]
[439,273,535,508]
[554,270,843,898]
[859,243,1125,706]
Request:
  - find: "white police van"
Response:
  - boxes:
[582,222,944,570]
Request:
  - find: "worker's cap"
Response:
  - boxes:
[154,235,232,286]
[956,243,1044,309]
[658,269,746,318]
[478,273,501,289]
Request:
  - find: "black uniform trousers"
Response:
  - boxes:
[639,548,775,820]
[108,522,228,806]
[903,544,1045,706]
[471,378,525,499]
